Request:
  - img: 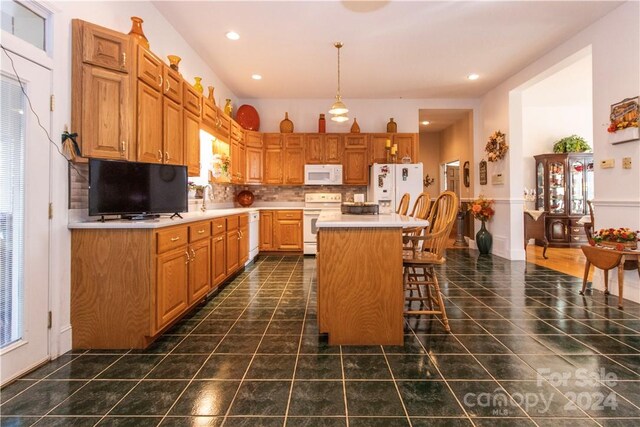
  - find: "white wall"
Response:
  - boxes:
[521,54,593,193]
[48,0,237,356]
[236,98,481,134]
[419,132,441,199]
[479,1,640,301]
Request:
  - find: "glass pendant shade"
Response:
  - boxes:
[329,97,348,115]
[331,113,349,123]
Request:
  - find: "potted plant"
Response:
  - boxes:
[468,196,495,255]
[552,135,591,153]
[592,228,638,250]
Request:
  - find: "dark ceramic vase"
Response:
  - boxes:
[476,221,492,255]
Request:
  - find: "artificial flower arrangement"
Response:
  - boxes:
[468,196,495,222]
[485,130,508,162]
[592,228,639,250]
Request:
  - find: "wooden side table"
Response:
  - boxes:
[524,211,548,259]
[580,245,640,309]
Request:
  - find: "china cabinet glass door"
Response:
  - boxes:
[536,162,545,210]
[570,159,585,215]
[585,159,594,202]
[548,161,565,214]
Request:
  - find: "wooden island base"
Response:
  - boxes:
[317,227,404,345]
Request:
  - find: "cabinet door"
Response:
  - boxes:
[137,80,163,163]
[211,235,227,287]
[264,133,282,147]
[137,46,163,89]
[547,218,569,243]
[274,219,302,251]
[226,230,240,274]
[239,225,249,265]
[370,134,390,164]
[81,21,130,73]
[184,110,200,177]
[284,148,304,185]
[163,97,184,165]
[202,99,217,129]
[81,65,132,159]
[163,66,182,104]
[245,131,263,148]
[305,134,323,164]
[264,148,283,184]
[259,211,273,250]
[393,134,417,162]
[183,84,202,116]
[239,143,246,184]
[188,240,210,304]
[324,134,342,164]
[344,134,367,148]
[246,146,263,184]
[284,134,304,148]
[156,248,189,331]
[343,149,369,185]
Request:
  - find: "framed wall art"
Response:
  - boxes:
[479,160,487,185]
[608,96,639,144]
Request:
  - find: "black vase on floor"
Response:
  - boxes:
[476,220,492,255]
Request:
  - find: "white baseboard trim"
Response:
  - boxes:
[592,270,640,304]
[57,325,72,356]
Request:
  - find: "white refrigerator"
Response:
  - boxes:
[368,163,424,214]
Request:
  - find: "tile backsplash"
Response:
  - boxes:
[69,163,366,210]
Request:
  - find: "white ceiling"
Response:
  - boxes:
[153,1,621,100]
[419,108,471,132]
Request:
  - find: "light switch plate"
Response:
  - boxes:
[600,159,615,169]
[491,173,504,185]
[622,157,632,169]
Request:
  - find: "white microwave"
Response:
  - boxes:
[304,164,343,185]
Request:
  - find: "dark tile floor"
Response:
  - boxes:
[2,252,640,426]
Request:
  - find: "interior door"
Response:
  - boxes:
[0,48,51,385]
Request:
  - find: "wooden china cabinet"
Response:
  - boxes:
[534,153,594,247]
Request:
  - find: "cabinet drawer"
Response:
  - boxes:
[189,222,211,242]
[570,226,585,236]
[570,235,588,243]
[156,226,188,253]
[239,214,249,228]
[227,215,239,231]
[276,210,302,220]
[212,218,226,236]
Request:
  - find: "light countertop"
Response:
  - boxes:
[316,211,429,228]
[68,206,305,229]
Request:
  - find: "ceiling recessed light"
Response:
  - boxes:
[467,73,480,81]
[421,121,430,125]
[251,74,262,80]
[226,31,240,41]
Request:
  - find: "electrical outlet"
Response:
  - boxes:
[600,159,615,169]
[622,157,632,169]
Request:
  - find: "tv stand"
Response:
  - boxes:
[121,214,160,221]
[170,212,183,219]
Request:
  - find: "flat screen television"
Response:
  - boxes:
[89,159,188,218]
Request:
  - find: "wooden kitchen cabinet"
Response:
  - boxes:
[163,97,184,165]
[370,134,391,164]
[343,149,369,185]
[304,134,341,164]
[156,247,189,331]
[344,134,368,148]
[274,210,303,251]
[394,134,418,163]
[239,215,249,265]
[188,239,211,304]
[284,147,305,185]
[183,84,201,116]
[79,20,130,73]
[246,146,263,184]
[162,66,182,104]
[259,211,274,251]
[226,216,240,274]
[136,80,163,163]
[184,109,201,176]
[211,233,226,288]
[245,131,263,148]
[79,65,132,160]
[264,147,283,184]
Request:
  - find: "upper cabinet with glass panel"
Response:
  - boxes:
[0,1,46,51]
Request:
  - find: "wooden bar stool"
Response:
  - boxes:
[396,193,410,215]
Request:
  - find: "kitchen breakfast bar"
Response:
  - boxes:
[315,211,429,346]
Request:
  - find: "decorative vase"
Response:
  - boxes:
[387,118,397,133]
[193,77,203,94]
[207,86,215,104]
[167,55,181,72]
[476,221,492,255]
[224,99,232,117]
[280,112,294,133]
[128,17,149,49]
[350,117,361,133]
[318,114,326,133]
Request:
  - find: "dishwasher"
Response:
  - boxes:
[248,211,259,263]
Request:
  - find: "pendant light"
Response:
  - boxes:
[329,42,349,120]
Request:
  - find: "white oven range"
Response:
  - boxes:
[303,193,342,255]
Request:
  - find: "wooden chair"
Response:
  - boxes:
[396,193,410,215]
[402,191,459,332]
[584,200,595,242]
[403,193,431,242]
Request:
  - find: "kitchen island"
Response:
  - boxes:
[316,211,429,345]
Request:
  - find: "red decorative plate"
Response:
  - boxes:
[235,104,260,131]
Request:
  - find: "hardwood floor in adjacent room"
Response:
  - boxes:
[525,245,590,280]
